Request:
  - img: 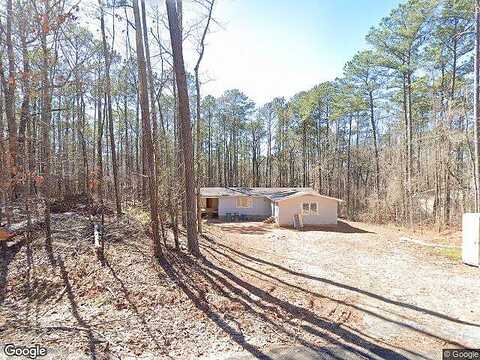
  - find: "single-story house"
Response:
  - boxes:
[200,187,342,227]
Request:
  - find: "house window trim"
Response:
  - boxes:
[301,202,318,215]
[236,197,253,209]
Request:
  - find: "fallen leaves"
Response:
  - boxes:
[114,302,128,311]
[1,208,366,359]
[0,227,15,241]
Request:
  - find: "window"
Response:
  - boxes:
[302,203,310,213]
[237,197,252,208]
[302,202,318,215]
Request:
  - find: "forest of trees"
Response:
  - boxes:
[0,0,478,259]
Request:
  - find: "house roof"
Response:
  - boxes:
[200,187,312,198]
[200,187,343,202]
[273,191,343,202]
[200,187,242,197]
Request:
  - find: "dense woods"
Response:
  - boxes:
[196,0,477,227]
[0,0,478,261]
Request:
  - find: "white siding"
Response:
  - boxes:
[462,213,480,266]
[277,194,337,226]
[218,196,272,217]
[273,202,279,223]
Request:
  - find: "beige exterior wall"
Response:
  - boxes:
[276,194,338,226]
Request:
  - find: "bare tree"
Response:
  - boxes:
[166,0,199,256]
[474,0,480,212]
[133,0,163,258]
[99,0,122,216]
[36,0,53,248]
[194,0,215,234]
[17,8,33,197]
[3,0,17,197]
[140,0,164,241]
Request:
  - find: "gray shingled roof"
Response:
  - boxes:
[200,187,314,200]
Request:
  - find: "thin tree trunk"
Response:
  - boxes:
[17,28,32,196]
[158,100,180,249]
[4,0,17,196]
[407,68,414,226]
[96,76,104,202]
[402,74,410,223]
[194,0,214,234]
[166,0,199,256]
[141,0,164,241]
[474,0,480,212]
[208,109,212,186]
[39,4,52,254]
[133,0,162,258]
[99,0,122,216]
[346,114,352,218]
[368,91,380,198]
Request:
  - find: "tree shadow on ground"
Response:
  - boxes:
[159,249,411,360]
[300,221,373,234]
[216,224,271,235]
[205,235,478,331]
[159,251,272,359]
[11,253,103,360]
[57,255,99,360]
[104,258,168,353]
[21,238,33,326]
[1,231,101,359]
[201,241,465,351]
[0,238,26,305]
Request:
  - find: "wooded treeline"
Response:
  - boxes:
[0,0,215,256]
[0,0,478,260]
[197,0,478,227]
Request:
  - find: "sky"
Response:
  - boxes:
[199,0,402,106]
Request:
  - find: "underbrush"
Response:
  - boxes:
[435,247,462,261]
[124,206,151,225]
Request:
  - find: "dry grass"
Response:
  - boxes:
[435,247,462,261]
[124,206,150,226]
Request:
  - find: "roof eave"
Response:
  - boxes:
[275,192,344,203]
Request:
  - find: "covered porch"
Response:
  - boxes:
[201,197,219,218]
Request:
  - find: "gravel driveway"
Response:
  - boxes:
[211,221,480,359]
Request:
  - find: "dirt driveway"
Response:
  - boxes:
[206,220,480,359]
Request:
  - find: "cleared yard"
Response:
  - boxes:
[1,216,478,359]
[207,221,480,359]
